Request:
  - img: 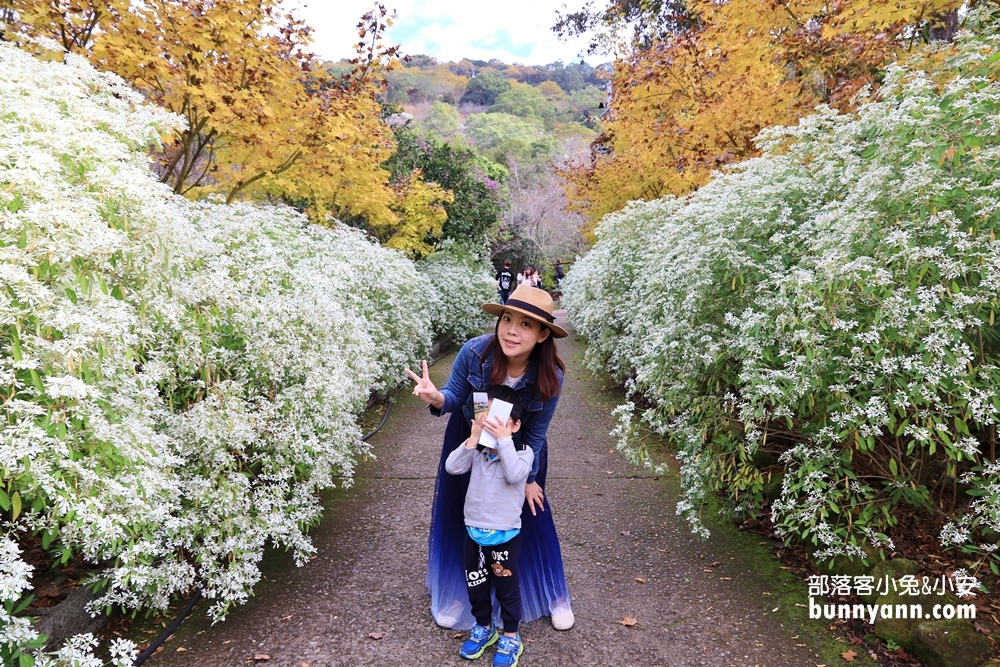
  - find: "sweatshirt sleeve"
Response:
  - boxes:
[445,443,475,475]
[495,436,532,484]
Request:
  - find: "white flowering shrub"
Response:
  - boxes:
[0,41,484,664]
[418,243,496,343]
[564,21,1000,570]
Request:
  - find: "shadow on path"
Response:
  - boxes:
[145,313,852,667]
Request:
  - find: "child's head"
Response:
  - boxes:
[486,384,522,435]
[503,259,512,268]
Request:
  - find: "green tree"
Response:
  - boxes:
[489,82,557,129]
[386,125,508,251]
[459,70,511,106]
[418,101,461,140]
[465,112,543,150]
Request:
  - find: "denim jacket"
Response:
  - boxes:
[431,334,562,484]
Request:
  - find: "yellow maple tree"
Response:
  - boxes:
[4,0,449,253]
[564,0,961,236]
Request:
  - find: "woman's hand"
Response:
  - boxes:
[525,481,545,516]
[404,360,444,410]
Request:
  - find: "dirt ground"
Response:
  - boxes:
[142,313,858,667]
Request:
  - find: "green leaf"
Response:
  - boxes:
[11,491,21,520]
[889,459,898,476]
[0,488,8,511]
[41,528,57,550]
[29,370,43,394]
[13,594,34,615]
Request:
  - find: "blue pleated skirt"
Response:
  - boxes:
[426,409,570,629]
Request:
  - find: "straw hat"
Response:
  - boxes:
[482,284,568,338]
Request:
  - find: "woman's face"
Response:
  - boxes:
[497,310,550,361]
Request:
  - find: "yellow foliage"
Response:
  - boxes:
[380,172,453,258]
[564,0,961,239]
[4,0,447,245]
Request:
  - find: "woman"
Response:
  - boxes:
[405,284,575,631]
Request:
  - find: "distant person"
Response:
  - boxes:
[496,260,514,305]
[521,267,533,289]
[446,385,531,665]
[516,268,525,287]
[528,268,542,289]
[554,260,564,290]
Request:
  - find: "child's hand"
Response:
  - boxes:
[482,415,514,441]
[467,412,487,448]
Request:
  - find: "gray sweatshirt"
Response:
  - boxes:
[445,436,535,531]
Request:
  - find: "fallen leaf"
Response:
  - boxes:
[176,647,187,652]
[634,577,646,584]
[975,621,990,635]
[710,561,720,567]
[368,632,384,640]
[849,636,864,645]
[703,568,713,573]
[796,643,807,647]
[452,633,463,639]
[841,649,856,662]
[577,435,582,440]
[621,530,631,537]
[621,616,638,627]
[253,655,270,662]
[772,606,779,612]
[720,577,732,581]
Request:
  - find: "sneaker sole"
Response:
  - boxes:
[460,633,498,660]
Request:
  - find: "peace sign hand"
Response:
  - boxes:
[404,360,444,409]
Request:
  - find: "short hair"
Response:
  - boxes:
[503,259,511,267]
[487,384,522,422]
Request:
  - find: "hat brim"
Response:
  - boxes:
[482,303,569,338]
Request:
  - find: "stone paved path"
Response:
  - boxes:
[145,313,848,667]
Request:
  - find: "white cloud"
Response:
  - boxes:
[285,0,594,65]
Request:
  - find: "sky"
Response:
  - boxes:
[285,0,595,66]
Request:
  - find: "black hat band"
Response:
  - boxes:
[505,299,555,323]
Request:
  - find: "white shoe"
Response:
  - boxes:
[433,600,464,628]
[551,603,575,630]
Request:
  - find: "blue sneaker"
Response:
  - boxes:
[460,623,498,660]
[491,633,523,667]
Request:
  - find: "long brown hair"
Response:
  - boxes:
[481,319,565,402]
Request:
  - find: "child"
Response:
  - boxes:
[445,385,533,667]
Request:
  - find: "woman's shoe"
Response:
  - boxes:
[550,602,574,630]
[434,600,465,628]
